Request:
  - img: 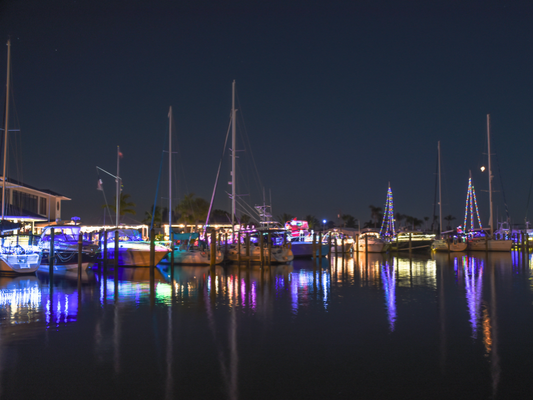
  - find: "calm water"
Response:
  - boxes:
[1,252,532,399]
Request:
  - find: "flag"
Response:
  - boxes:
[118,151,123,158]
[97,179,103,191]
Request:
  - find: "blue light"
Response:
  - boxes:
[322,219,326,224]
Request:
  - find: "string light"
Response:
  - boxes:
[463,177,483,232]
[380,185,396,237]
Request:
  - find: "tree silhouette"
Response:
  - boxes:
[104,193,136,224]
[341,214,356,228]
[444,215,456,230]
[277,213,295,225]
[305,215,319,230]
[143,205,165,227]
[175,193,209,227]
[369,205,383,228]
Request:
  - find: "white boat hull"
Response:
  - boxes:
[357,242,386,253]
[0,253,41,274]
[106,247,170,267]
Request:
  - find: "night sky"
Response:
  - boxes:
[1,0,533,228]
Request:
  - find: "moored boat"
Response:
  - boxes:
[102,228,170,267]
[226,228,294,264]
[356,230,389,253]
[390,231,435,252]
[161,232,225,265]
[39,225,99,269]
[466,231,513,252]
[0,234,41,274]
[285,219,329,258]
[431,238,468,252]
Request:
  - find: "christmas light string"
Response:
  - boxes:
[380,186,396,237]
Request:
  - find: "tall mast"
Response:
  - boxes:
[168,106,172,233]
[2,39,11,221]
[116,145,120,227]
[487,114,493,237]
[231,80,236,226]
[438,141,442,236]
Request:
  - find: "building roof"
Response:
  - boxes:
[1,177,71,200]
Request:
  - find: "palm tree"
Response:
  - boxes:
[341,214,356,228]
[210,209,231,224]
[305,215,319,230]
[239,214,251,225]
[277,213,295,225]
[175,193,209,229]
[412,217,424,230]
[369,205,383,228]
[395,213,405,229]
[444,215,456,230]
[143,205,164,227]
[104,193,136,224]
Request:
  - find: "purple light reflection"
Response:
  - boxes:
[463,256,484,339]
[381,262,396,332]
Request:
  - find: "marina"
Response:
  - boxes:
[2,2,533,399]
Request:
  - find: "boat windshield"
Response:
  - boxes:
[41,226,81,242]
[106,229,143,241]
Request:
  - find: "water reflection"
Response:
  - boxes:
[381,262,396,331]
[0,251,531,399]
[0,277,41,325]
[460,256,484,339]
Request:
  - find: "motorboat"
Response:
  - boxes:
[102,228,170,267]
[39,225,99,269]
[285,219,329,258]
[390,231,435,252]
[355,230,389,253]
[0,234,41,274]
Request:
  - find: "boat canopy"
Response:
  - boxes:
[172,232,200,241]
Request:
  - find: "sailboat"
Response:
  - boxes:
[164,107,224,265]
[431,142,467,252]
[466,115,512,252]
[223,81,293,264]
[97,147,170,267]
[0,39,41,273]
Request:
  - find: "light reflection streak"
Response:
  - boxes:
[381,262,396,332]
[482,305,492,353]
[463,256,483,339]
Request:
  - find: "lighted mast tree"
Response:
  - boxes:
[380,184,396,237]
[463,173,483,232]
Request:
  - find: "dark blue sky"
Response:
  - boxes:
[1,0,533,227]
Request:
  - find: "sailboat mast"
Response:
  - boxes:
[487,114,494,236]
[2,39,11,221]
[438,141,442,236]
[231,80,236,226]
[168,106,172,234]
[116,145,120,227]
